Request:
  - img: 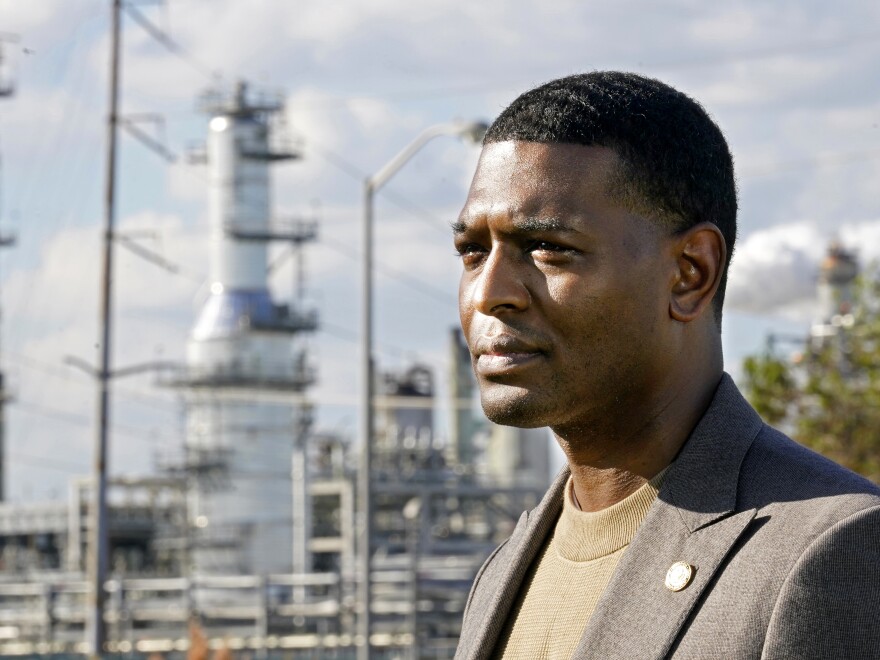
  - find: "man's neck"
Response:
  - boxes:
[555,366,722,513]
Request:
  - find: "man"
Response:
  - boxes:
[452,72,880,659]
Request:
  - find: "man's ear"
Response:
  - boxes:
[669,222,726,322]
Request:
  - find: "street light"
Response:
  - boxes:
[358,120,488,660]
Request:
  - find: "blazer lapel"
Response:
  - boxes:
[571,500,756,659]
[572,374,764,659]
[460,469,569,660]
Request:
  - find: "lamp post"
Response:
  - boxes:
[358,120,488,660]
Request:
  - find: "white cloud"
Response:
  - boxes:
[2,210,204,499]
[726,219,880,320]
[840,220,880,265]
[726,222,824,319]
[5,212,203,325]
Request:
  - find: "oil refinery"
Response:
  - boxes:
[0,81,551,659]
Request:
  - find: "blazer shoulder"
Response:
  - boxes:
[762,504,880,659]
[739,423,880,514]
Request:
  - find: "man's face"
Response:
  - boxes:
[455,141,678,434]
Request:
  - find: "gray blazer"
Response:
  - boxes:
[455,374,880,659]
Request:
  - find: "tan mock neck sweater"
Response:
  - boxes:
[495,473,665,660]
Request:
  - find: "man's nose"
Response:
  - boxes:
[469,248,530,315]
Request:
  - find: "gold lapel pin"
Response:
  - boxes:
[665,561,694,592]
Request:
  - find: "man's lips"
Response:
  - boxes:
[473,336,546,375]
[476,352,543,372]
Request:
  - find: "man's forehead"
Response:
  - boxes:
[474,140,620,178]
[459,141,622,224]
[465,141,621,203]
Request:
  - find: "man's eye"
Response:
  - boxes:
[455,244,486,257]
[529,240,565,252]
[455,244,488,268]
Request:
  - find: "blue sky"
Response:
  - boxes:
[1,0,879,500]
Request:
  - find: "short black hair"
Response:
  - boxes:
[484,71,737,324]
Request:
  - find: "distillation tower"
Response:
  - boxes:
[811,242,859,350]
[178,83,317,577]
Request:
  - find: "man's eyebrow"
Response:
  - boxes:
[512,217,577,233]
[450,219,467,234]
[450,216,578,235]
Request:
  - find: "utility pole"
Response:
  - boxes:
[0,233,15,504]
[81,5,195,653]
[87,0,122,656]
[0,34,18,503]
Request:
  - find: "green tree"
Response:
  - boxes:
[742,272,880,484]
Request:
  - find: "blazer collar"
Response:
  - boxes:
[572,373,764,658]
[662,372,763,531]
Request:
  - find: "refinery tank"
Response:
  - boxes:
[180,83,316,576]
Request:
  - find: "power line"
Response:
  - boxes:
[320,236,456,309]
[7,325,427,394]
[311,144,451,238]
[5,351,180,411]
[14,399,175,446]
[124,3,218,81]
[319,321,413,360]
[4,27,105,348]
[8,452,89,474]
[115,232,204,283]
[111,217,456,309]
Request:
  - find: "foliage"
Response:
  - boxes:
[742,272,880,484]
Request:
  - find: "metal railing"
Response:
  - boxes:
[0,556,482,658]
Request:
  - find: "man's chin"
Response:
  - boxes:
[479,388,550,429]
